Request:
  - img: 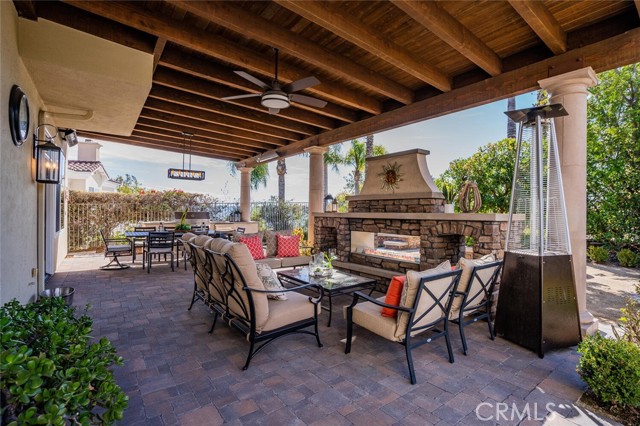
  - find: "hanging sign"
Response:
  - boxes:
[167,168,205,181]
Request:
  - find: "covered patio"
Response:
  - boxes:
[50,254,597,426]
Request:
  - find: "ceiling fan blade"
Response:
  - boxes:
[221,93,261,100]
[289,94,327,108]
[282,76,321,93]
[234,71,271,90]
[268,108,280,115]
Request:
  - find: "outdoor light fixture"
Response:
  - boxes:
[59,128,78,147]
[261,91,290,110]
[33,124,62,184]
[168,132,206,181]
[259,150,280,162]
[324,194,334,212]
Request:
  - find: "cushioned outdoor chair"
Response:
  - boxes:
[143,231,175,273]
[187,235,215,310]
[178,232,197,271]
[450,260,503,355]
[99,230,134,270]
[345,267,463,384]
[132,226,156,262]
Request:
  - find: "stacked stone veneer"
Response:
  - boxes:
[315,215,507,276]
[348,197,444,213]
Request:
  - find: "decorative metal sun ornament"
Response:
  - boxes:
[378,161,403,192]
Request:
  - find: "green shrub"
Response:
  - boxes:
[0,297,127,425]
[617,248,639,268]
[577,333,640,408]
[588,245,609,263]
[612,284,640,346]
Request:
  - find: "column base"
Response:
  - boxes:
[580,310,599,336]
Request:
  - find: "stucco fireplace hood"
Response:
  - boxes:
[347,149,444,201]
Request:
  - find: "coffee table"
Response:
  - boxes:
[277,268,376,327]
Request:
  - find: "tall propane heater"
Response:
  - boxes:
[495,104,581,358]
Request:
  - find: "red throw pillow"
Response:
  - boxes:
[276,234,300,258]
[381,275,406,318]
[239,235,265,260]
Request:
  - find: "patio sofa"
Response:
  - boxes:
[230,229,312,269]
[185,235,323,370]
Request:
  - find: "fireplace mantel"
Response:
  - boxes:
[315,212,509,222]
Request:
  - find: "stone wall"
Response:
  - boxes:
[348,198,444,213]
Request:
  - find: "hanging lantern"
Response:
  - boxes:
[458,181,482,213]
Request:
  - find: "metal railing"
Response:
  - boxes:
[68,201,309,252]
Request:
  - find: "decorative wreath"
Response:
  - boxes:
[378,161,404,192]
[458,181,482,213]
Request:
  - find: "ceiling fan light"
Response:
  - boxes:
[261,91,290,109]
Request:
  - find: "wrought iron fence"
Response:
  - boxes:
[68,201,309,252]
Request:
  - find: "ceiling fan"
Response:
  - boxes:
[222,48,327,114]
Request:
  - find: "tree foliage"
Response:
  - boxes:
[113,174,141,194]
[343,139,387,195]
[587,64,640,248]
[227,162,270,190]
[438,138,517,213]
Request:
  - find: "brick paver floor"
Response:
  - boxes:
[48,254,620,426]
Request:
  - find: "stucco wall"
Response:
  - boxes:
[1,3,44,304]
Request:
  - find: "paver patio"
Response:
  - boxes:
[48,254,619,426]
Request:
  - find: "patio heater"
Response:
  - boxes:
[494,104,581,358]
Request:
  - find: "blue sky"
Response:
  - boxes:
[69,92,537,201]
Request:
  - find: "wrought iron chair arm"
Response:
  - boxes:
[348,291,413,313]
[244,283,324,304]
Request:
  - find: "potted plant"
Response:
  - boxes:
[175,208,191,232]
[464,236,474,259]
[0,297,128,425]
[441,182,456,213]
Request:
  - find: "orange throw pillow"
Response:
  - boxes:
[381,275,406,318]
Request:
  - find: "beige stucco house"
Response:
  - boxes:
[67,141,118,193]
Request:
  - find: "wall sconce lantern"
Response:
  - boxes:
[324,194,334,212]
[34,124,62,184]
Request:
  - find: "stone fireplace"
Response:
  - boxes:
[314,149,508,285]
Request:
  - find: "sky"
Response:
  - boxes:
[68,92,538,202]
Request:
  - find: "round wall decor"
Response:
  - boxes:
[9,85,30,146]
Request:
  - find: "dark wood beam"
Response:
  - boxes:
[144,98,301,142]
[635,0,640,18]
[64,1,383,114]
[152,37,167,73]
[13,1,37,20]
[153,67,335,130]
[508,0,567,54]
[148,85,317,136]
[168,0,417,102]
[133,124,260,156]
[78,131,243,161]
[139,109,284,148]
[391,0,502,76]
[36,2,155,54]
[136,117,275,152]
[241,27,640,166]
[130,129,255,157]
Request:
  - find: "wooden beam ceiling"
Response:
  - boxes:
[64,0,383,114]
[391,0,502,76]
[635,0,640,18]
[152,37,167,72]
[508,0,567,54]
[167,0,418,102]
[241,27,640,167]
[275,0,452,89]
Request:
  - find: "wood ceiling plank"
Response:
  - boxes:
[148,85,317,136]
[240,27,640,167]
[275,0,451,89]
[130,129,255,157]
[391,0,502,77]
[78,131,243,161]
[152,37,167,73]
[13,0,37,20]
[168,0,416,103]
[64,0,382,114]
[636,0,640,18]
[159,48,357,123]
[144,98,300,142]
[153,67,336,130]
[134,123,260,155]
[508,0,567,54]
[139,109,284,148]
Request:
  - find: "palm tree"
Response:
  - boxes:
[507,97,516,139]
[365,134,374,175]
[227,162,270,190]
[323,145,343,198]
[344,139,387,195]
[276,158,286,201]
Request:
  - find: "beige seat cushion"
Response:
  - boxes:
[346,295,401,342]
[180,232,197,242]
[192,235,212,248]
[224,242,270,332]
[261,291,320,332]
[395,261,451,339]
[280,255,312,268]
[255,257,282,269]
[450,255,498,319]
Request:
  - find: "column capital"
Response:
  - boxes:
[238,167,254,174]
[304,146,329,155]
[538,67,598,96]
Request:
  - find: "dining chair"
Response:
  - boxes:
[99,230,134,270]
[143,231,175,273]
[132,226,156,262]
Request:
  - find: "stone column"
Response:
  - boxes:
[539,67,599,335]
[238,167,253,222]
[305,146,328,244]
